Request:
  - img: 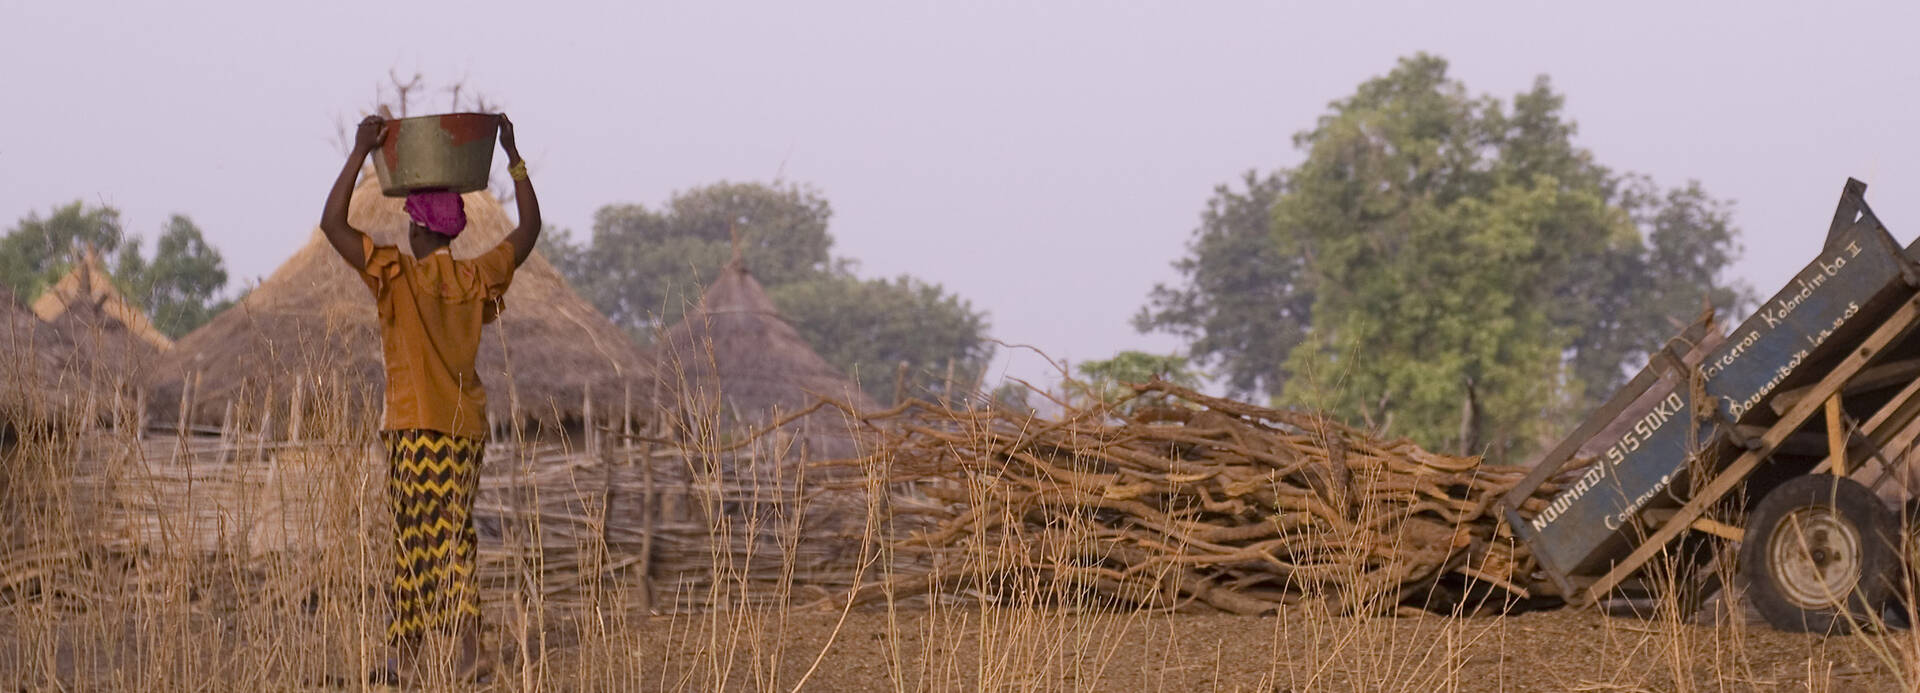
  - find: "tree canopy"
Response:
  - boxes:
[1137,54,1749,461]
[552,181,992,405]
[2,202,233,337]
[114,215,233,338]
[768,273,992,403]
[0,201,126,301]
[563,182,837,331]
[1067,350,1201,413]
[1134,172,1302,397]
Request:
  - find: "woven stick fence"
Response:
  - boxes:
[4,420,878,616]
[478,424,876,614]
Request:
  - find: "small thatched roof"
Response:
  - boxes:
[1,289,119,434]
[44,302,166,402]
[651,249,876,458]
[31,247,173,352]
[147,171,656,436]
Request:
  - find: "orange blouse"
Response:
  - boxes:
[357,235,518,440]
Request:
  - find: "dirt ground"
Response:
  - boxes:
[7,605,1914,691]
[576,607,1911,692]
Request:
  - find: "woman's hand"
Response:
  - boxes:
[498,114,519,159]
[353,115,387,154]
[497,112,540,266]
[325,116,384,270]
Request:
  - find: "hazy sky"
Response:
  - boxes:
[4,1,1917,391]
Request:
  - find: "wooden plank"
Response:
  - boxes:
[1827,395,1847,476]
[1579,293,1920,605]
[1854,421,1914,497]
[1858,415,1920,499]
[1813,368,1920,477]
[1770,357,1920,415]
[289,380,305,442]
[583,383,596,456]
[175,369,196,437]
[1819,407,1920,502]
[1690,517,1745,542]
[638,422,658,613]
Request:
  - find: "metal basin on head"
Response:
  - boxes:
[372,112,500,197]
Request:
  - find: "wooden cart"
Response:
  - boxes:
[1501,179,1920,631]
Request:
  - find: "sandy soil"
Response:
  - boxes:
[533,606,1910,692]
[6,605,1913,691]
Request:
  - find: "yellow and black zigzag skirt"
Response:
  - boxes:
[383,429,484,644]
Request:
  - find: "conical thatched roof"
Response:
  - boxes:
[147,172,655,436]
[31,247,173,352]
[1,289,117,434]
[651,250,876,458]
[44,302,165,402]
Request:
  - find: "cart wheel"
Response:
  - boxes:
[1740,475,1899,633]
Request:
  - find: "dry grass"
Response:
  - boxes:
[7,320,1920,691]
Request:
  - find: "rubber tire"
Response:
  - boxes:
[1740,475,1899,633]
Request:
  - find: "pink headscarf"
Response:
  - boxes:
[404,191,467,236]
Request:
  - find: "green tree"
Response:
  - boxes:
[1585,177,1748,394]
[768,273,992,404]
[989,381,1036,415]
[0,201,126,299]
[1133,171,1305,398]
[554,181,993,405]
[568,182,836,331]
[1067,350,1201,413]
[115,215,232,337]
[1139,54,1748,461]
[2,203,232,338]
[540,226,590,284]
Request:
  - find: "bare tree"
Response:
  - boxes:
[386,69,424,117]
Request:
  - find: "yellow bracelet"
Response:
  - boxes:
[508,160,529,182]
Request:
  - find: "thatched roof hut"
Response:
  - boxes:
[31,250,168,393]
[31,247,173,352]
[639,250,880,604]
[28,248,170,400]
[147,172,655,437]
[43,304,165,390]
[651,248,876,459]
[2,291,67,418]
[0,290,121,438]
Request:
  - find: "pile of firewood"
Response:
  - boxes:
[814,382,1573,615]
